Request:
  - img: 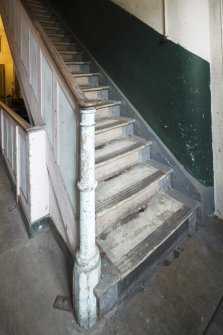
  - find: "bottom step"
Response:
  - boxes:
[95,192,197,317]
[97,192,193,278]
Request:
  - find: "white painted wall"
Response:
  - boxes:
[112,0,163,34]
[111,0,211,62]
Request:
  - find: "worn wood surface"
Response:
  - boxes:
[97,193,192,278]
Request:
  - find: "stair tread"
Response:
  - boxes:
[95,136,150,167]
[81,85,109,92]
[96,116,134,133]
[47,33,65,37]
[30,5,47,9]
[56,46,77,51]
[31,8,47,12]
[54,42,76,46]
[73,72,99,77]
[97,192,193,279]
[39,19,57,23]
[42,26,62,30]
[95,100,121,110]
[35,14,51,18]
[65,61,90,65]
[96,160,165,214]
[28,0,43,3]
[59,51,82,55]
[28,2,45,5]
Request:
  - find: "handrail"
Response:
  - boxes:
[20,0,98,109]
[0,101,31,130]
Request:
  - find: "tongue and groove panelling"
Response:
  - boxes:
[48,0,213,186]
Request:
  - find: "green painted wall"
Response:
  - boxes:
[48,0,213,186]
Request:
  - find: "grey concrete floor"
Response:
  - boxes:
[0,156,223,335]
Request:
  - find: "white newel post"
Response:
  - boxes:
[74,108,101,328]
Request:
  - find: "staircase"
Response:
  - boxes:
[25,0,198,318]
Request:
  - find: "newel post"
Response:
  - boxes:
[74,108,101,328]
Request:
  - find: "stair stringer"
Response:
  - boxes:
[46,0,214,223]
[0,0,81,253]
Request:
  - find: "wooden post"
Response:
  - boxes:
[74,108,101,328]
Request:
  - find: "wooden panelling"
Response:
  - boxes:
[11,0,16,37]
[19,128,28,201]
[41,52,53,144]
[29,30,38,99]
[5,0,10,23]
[21,16,29,75]
[12,123,16,174]
[9,0,15,33]
[14,1,21,51]
[57,83,77,208]
[0,0,80,250]
[1,111,17,179]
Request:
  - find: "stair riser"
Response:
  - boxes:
[44,28,66,35]
[54,44,78,52]
[29,4,46,9]
[96,145,150,181]
[32,8,48,13]
[35,14,52,19]
[28,0,43,4]
[84,88,108,101]
[38,19,57,24]
[49,36,70,43]
[95,124,133,147]
[96,219,189,318]
[96,105,120,119]
[96,175,169,235]
[75,75,99,86]
[66,64,90,73]
[30,6,48,11]
[60,53,83,62]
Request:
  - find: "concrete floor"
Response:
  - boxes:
[0,156,223,335]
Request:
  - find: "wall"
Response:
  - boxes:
[112,0,211,62]
[0,16,14,96]
[209,0,223,219]
[48,0,213,186]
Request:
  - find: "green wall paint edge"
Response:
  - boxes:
[1,159,72,263]
[1,157,73,263]
[48,0,213,186]
[17,199,50,238]
[18,198,73,265]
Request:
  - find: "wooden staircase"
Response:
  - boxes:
[26,0,198,318]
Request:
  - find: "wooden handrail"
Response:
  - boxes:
[0,101,31,130]
[20,0,98,110]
